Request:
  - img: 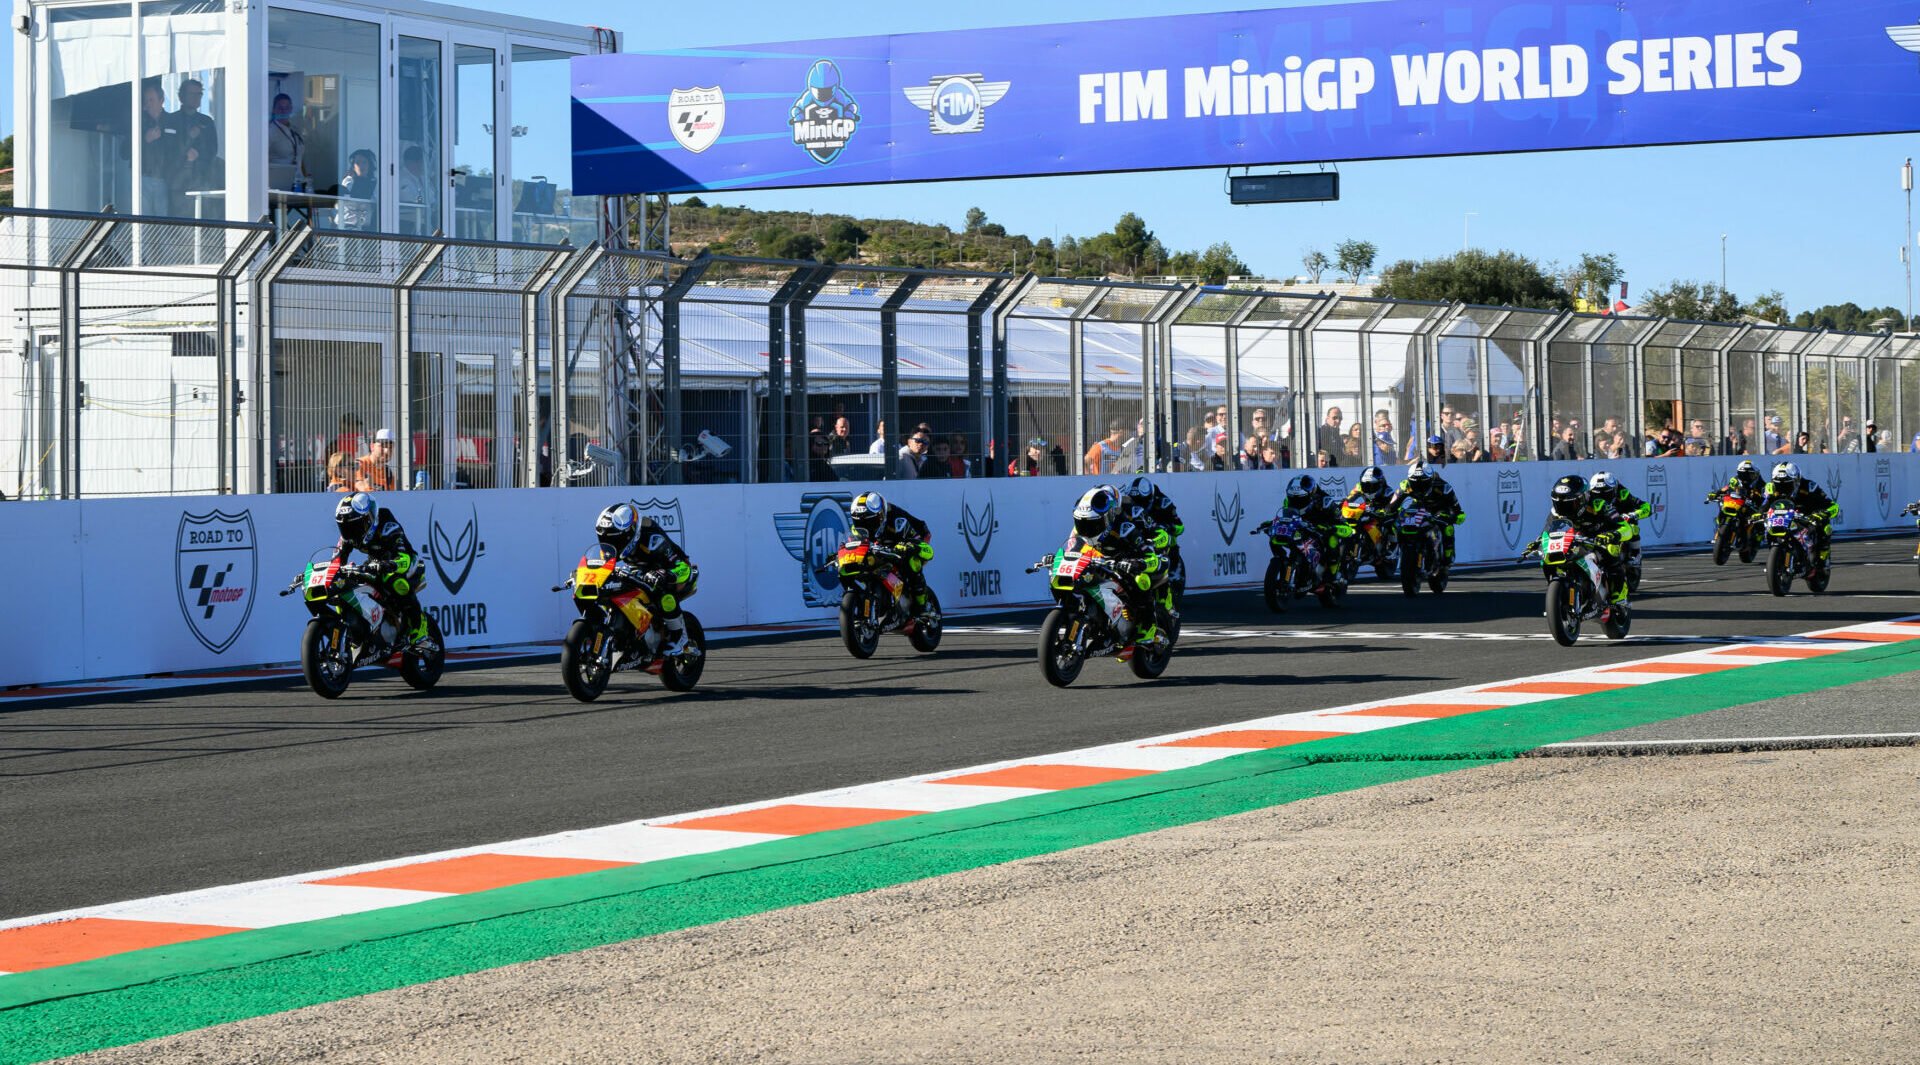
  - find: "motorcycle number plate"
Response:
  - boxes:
[1551,531,1577,554]
[1768,513,1791,528]
[577,566,610,588]
[307,564,334,590]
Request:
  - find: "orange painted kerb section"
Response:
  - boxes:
[310,854,633,894]
[665,804,927,836]
[1339,703,1504,719]
[933,764,1158,790]
[1154,729,1348,749]
[0,918,246,972]
[1711,645,1847,658]
[1811,630,1916,643]
[1598,661,1748,675]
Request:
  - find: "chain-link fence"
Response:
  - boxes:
[5,204,1915,500]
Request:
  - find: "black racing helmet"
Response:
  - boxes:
[594,501,639,551]
[335,492,378,547]
[1549,474,1589,520]
[1358,465,1388,497]
[1405,462,1434,491]
[850,490,888,534]
[1284,473,1316,511]
[1073,484,1120,538]
[1122,475,1156,505]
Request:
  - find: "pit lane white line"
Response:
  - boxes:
[942,627,1867,644]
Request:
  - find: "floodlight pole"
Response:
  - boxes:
[1463,212,1477,254]
[1905,158,1913,330]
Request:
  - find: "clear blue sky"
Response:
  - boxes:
[6,0,1916,315]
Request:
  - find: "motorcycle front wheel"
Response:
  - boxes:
[1766,544,1792,597]
[301,618,354,699]
[399,613,445,691]
[1400,543,1422,598]
[560,618,612,703]
[839,590,880,659]
[1039,607,1085,688]
[1805,567,1831,594]
[1546,576,1580,646]
[906,590,943,653]
[1263,556,1288,613]
[659,614,707,692]
[1711,522,1733,566]
[1738,527,1759,564]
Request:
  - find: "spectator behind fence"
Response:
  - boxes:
[1463,430,1492,462]
[944,432,972,478]
[1550,425,1581,461]
[1202,409,1221,450]
[1260,440,1283,468]
[1176,426,1208,472]
[1010,437,1053,476]
[828,416,854,456]
[171,78,220,197]
[920,438,953,479]
[806,430,839,481]
[896,430,928,478]
[1315,448,1335,469]
[1372,410,1399,465]
[137,83,178,216]
[1115,419,1148,474]
[335,149,379,231]
[868,419,888,455]
[1085,419,1126,475]
[1719,425,1747,456]
[1343,422,1365,464]
[1836,416,1859,453]
[1685,419,1710,454]
[1419,434,1450,466]
[1792,430,1812,454]
[1865,421,1880,453]
[325,451,354,493]
[1765,415,1789,454]
[268,93,307,190]
[1205,433,1232,470]
[1316,406,1345,457]
[1249,408,1272,442]
[356,429,397,491]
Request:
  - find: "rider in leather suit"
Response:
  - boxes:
[332,492,430,646]
[595,501,700,656]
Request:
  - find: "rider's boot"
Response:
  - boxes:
[660,615,697,658]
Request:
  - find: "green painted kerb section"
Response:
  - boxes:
[4,640,1914,1063]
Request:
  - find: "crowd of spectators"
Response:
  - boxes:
[1542,411,1904,460]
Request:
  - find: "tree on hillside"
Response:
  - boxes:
[1640,280,1741,322]
[752,225,822,261]
[1373,249,1572,309]
[1570,251,1624,308]
[821,218,870,262]
[1166,242,1252,284]
[1791,301,1906,331]
[1746,290,1790,325]
[1080,212,1156,275]
[964,206,987,233]
[680,195,706,208]
[1301,248,1330,284]
[1334,239,1377,283]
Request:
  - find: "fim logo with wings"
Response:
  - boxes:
[902,74,1010,135]
[1890,21,1920,61]
[775,492,853,607]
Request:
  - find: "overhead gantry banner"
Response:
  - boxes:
[573,0,1920,194]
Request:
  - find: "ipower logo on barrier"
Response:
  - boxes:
[175,510,256,654]
[427,503,488,637]
[776,492,852,607]
[956,490,1002,598]
[1210,484,1246,577]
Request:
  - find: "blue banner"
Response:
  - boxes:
[572,0,1920,194]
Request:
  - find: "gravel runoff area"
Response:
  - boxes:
[63,746,1919,1065]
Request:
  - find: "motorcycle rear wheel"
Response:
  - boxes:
[1602,602,1632,640]
[906,591,943,653]
[560,619,611,703]
[1766,544,1792,597]
[301,618,354,699]
[839,591,880,659]
[1400,545,1421,598]
[1737,529,1758,564]
[659,615,707,692]
[399,614,445,691]
[1711,523,1733,566]
[1039,608,1085,688]
[1546,577,1580,647]
[1128,638,1171,679]
[1805,567,1830,594]
[1263,557,1288,613]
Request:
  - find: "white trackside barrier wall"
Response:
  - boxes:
[7,453,1920,690]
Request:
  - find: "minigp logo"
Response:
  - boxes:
[175,509,256,654]
[775,492,853,607]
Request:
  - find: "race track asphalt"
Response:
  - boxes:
[5,535,1916,919]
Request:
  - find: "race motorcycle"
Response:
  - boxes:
[1762,502,1830,596]
[1025,537,1176,687]
[831,535,943,659]
[1253,508,1344,612]
[1705,487,1763,566]
[280,548,445,699]
[1338,495,1399,581]
[1394,503,1450,597]
[1907,501,1920,579]
[1522,518,1631,646]
[552,543,707,701]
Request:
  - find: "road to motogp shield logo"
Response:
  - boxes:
[775,492,853,607]
[1212,484,1243,545]
[1496,469,1525,551]
[175,509,256,654]
[790,59,860,164]
[1644,465,1669,538]
[667,87,725,154]
[959,490,998,562]
[428,503,485,596]
[902,74,1010,135]
[634,497,686,538]
[1875,457,1892,520]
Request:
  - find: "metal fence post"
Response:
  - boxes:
[394,240,446,492]
[987,274,1036,479]
[1223,295,1262,462]
[547,244,606,487]
[57,218,118,498]
[658,256,712,485]
[1151,285,1203,473]
[786,264,835,482]
[521,247,578,488]
[879,274,924,480]
[249,222,310,494]
[1067,286,1110,473]
[762,268,810,484]
[216,228,272,494]
[965,276,1009,478]
[1294,295,1339,468]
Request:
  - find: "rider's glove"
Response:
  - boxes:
[613,562,640,582]
[916,542,934,561]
